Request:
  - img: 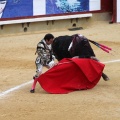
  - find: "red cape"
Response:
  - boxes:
[37,58,105,94]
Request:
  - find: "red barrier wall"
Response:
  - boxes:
[101,0,113,12]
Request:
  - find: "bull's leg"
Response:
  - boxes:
[90,56,110,81]
[102,73,110,81]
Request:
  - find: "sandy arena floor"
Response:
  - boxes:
[0,21,120,120]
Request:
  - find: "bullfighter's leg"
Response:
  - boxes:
[30,57,43,93]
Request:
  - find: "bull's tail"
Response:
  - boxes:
[88,39,112,53]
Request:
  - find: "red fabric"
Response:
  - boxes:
[37,58,105,94]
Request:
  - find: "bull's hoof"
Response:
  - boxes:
[102,73,110,81]
[103,76,110,81]
[104,77,110,81]
[30,89,35,93]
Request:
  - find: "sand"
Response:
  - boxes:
[0,21,120,120]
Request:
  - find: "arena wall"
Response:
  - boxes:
[0,0,113,36]
[0,12,111,36]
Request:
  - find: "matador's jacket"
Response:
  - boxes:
[35,39,53,66]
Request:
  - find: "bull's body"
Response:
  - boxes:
[52,34,95,61]
[52,34,109,81]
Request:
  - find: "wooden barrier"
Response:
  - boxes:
[0,13,92,25]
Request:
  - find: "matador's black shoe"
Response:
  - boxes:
[30,89,35,93]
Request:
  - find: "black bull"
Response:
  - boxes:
[52,34,109,81]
